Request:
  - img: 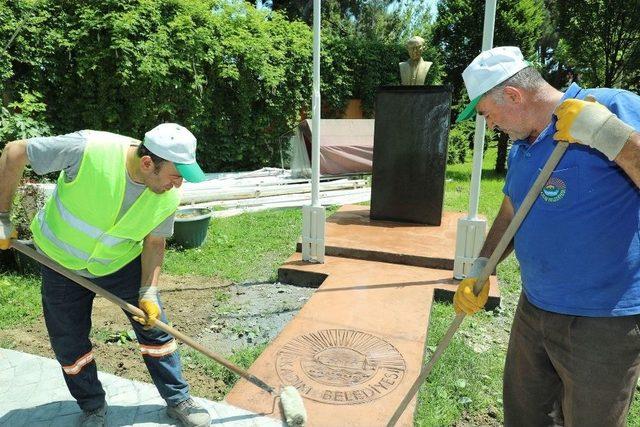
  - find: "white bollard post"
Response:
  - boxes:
[453,217,486,279]
[302,205,325,263]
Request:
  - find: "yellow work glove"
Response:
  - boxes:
[554,96,635,161]
[133,286,161,330]
[453,257,490,315]
[0,212,17,250]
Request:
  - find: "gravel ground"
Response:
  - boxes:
[196,281,316,356]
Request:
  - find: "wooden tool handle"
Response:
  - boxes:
[473,141,570,294]
[387,141,570,427]
[10,240,275,395]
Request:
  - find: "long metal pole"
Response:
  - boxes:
[311,0,321,207]
[467,0,497,218]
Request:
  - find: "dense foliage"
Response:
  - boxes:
[1,0,313,171]
[2,0,639,171]
[555,0,640,90]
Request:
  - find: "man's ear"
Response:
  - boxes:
[503,86,523,104]
[139,155,154,173]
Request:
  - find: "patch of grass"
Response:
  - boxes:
[164,206,339,283]
[444,144,506,218]
[213,289,231,304]
[0,337,16,349]
[416,276,515,425]
[90,327,114,343]
[91,328,137,345]
[180,344,267,395]
[416,304,505,426]
[0,274,41,329]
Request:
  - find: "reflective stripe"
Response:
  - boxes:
[38,210,92,261]
[62,351,94,375]
[52,189,127,248]
[101,235,126,247]
[37,210,112,265]
[140,340,177,358]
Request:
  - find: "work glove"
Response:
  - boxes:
[554,96,635,161]
[0,212,17,250]
[453,257,490,315]
[133,286,161,330]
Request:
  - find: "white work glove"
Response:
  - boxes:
[0,212,17,250]
[554,96,635,161]
[132,286,161,330]
[453,257,490,315]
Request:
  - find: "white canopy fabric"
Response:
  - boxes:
[290,119,374,177]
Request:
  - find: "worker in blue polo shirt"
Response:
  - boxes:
[453,46,640,426]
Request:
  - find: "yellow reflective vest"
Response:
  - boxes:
[31,135,180,276]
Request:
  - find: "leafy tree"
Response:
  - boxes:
[433,0,547,171]
[260,0,399,26]
[555,0,640,89]
[332,1,441,116]
[433,0,546,104]
[256,0,441,118]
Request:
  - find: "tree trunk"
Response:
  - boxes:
[495,131,509,174]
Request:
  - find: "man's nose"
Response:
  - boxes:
[174,177,183,188]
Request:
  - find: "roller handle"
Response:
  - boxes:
[387,141,570,427]
[10,240,276,395]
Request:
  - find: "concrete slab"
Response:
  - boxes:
[0,348,283,427]
[295,205,472,270]
[227,255,499,426]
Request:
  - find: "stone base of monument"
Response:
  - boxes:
[225,205,500,426]
[295,205,486,272]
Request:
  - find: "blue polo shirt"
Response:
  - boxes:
[503,83,640,316]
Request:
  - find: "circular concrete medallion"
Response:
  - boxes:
[276,329,406,405]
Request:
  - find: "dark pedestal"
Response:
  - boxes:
[370,85,452,225]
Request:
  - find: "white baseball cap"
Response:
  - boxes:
[143,123,206,183]
[456,46,529,123]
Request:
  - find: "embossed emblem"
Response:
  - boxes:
[541,176,567,203]
[276,329,406,405]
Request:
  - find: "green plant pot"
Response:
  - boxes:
[13,240,42,277]
[171,208,213,249]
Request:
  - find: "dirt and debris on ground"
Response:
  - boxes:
[196,281,314,356]
[453,409,502,427]
[0,273,314,401]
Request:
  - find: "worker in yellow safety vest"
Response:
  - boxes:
[0,124,211,427]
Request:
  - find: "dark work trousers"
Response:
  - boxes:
[504,293,640,427]
[41,257,189,411]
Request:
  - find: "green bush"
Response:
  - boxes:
[2,0,313,172]
[321,31,442,118]
[0,91,52,144]
[1,0,445,168]
[447,118,499,165]
[447,120,473,164]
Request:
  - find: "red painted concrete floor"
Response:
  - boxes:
[295,205,472,270]
[226,206,499,427]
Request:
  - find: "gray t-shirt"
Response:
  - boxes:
[26,130,175,237]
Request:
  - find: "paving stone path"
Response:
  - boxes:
[0,348,283,427]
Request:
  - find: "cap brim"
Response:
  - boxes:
[175,162,206,183]
[455,95,482,123]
